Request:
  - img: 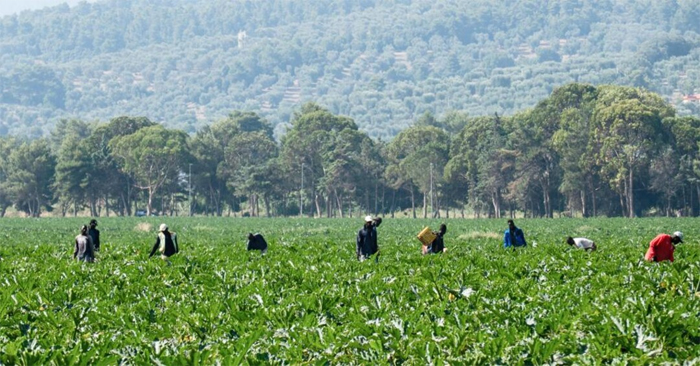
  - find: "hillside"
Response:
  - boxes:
[1,0,700,138]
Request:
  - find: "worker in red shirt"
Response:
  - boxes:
[645,231,683,262]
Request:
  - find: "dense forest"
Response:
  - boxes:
[1,83,700,219]
[1,0,700,138]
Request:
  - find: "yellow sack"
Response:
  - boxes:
[417,227,436,246]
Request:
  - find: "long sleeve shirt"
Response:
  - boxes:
[149,231,179,258]
[645,234,675,262]
[247,233,268,252]
[356,225,378,259]
[504,227,526,248]
[88,227,100,249]
[430,232,445,253]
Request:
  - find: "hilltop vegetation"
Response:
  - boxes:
[1,0,700,138]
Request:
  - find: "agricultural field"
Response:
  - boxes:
[0,217,699,364]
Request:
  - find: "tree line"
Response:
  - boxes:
[1,83,699,219]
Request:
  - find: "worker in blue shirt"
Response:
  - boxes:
[504,219,526,248]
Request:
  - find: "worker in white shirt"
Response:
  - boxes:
[566,236,596,251]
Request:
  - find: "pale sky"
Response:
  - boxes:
[0,0,97,17]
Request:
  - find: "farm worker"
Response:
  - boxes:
[149,223,179,260]
[503,219,526,248]
[423,223,448,254]
[566,237,597,251]
[357,215,382,261]
[247,233,268,253]
[74,225,95,262]
[88,219,101,251]
[644,231,683,263]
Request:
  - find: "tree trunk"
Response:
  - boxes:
[326,193,332,218]
[592,187,597,217]
[120,194,127,216]
[336,191,344,218]
[543,188,551,218]
[147,188,154,216]
[435,194,441,218]
[423,193,427,219]
[255,194,259,217]
[315,193,322,218]
[628,168,634,218]
[619,192,625,218]
[381,186,386,215]
[491,192,501,219]
[410,189,416,219]
[265,195,271,218]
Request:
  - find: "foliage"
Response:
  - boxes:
[0,83,699,218]
[1,0,700,138]
[0,217,698,364]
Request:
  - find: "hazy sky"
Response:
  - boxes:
[0,0,97,17]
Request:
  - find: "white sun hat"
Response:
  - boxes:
[673,231,683,243]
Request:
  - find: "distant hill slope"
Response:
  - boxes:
[0,0,699,138]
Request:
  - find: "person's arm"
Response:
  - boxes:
[73,239,78,259]
[356,230,362,260]
[504,231,510,248]
[95,230,100,247]
[519,229,527,246]
[149,237,160,258]
[173,233,179,253]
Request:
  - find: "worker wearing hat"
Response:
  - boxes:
[149,223,179,260]
[356,215,382,261]
[645,231,683,262]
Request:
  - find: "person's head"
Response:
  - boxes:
[159,223,168,232]
[364,215,373,227]
[507,220,515,230]
[439,223,447,236]
[80,225,88,235]
[672,231,683,245]
[566,236,575,246]
[89,219,97,228]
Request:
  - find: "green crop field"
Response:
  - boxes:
[0,217,699,364]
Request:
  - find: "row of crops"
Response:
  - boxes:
[0,217,699,364]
